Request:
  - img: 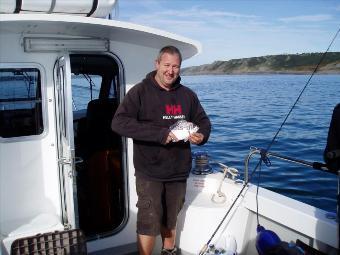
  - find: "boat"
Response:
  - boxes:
[0,1,338,254]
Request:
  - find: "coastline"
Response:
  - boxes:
[181,52,340,76]
[181,71,340,76]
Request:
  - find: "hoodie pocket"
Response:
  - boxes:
[135,143,161,164]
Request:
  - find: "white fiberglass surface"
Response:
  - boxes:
[0,140,61,237]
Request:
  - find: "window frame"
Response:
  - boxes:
[0,63,47,142]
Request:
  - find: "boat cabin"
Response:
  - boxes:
[0,1,199,254]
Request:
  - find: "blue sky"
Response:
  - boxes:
[117,0,340,67]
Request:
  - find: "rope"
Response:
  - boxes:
[199,26,340,255]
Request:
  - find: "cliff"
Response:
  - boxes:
[181,52,340,75]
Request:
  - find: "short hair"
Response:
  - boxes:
[157,45,182,64]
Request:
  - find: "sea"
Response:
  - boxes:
[182,74,339,213]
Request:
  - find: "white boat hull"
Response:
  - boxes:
[175,172,338,254]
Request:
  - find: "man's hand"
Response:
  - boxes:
[165,132,178,144]
[189,132,204,145]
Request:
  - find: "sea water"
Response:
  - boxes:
[183,74,340,213]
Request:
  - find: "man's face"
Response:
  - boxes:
[155,52,181,90]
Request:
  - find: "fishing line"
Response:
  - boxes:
[263,27,340,154]
[199,26,340,255]
[253,26,340,227]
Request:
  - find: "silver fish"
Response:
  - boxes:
[170,120,199,141]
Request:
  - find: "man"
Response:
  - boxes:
[323,104,340,243]
[111,46,211,255]
[324,103,340,173]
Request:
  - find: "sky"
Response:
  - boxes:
[116,0,340,67]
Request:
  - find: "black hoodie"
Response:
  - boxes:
[111,71,211,181]
[324,103,340,172]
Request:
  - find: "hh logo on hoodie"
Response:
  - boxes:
[163,104,185,120]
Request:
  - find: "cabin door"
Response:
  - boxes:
[54,55,78,228]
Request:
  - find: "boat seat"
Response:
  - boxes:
[76,98,124,235]
[86,98,120,156]
[74,98,120,159]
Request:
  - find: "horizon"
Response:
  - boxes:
[117,0,340,67]
[184,51,340,68]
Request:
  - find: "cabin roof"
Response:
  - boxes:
[0,14,201,60]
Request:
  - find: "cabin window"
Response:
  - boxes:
[0,68,43,138]
[71,74,102,111]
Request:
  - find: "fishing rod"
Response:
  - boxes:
[244,146,337,183]
[245,147,340,250]
[198,27,340,255]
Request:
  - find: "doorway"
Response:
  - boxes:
[68,54,127,238]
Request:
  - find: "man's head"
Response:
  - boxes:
[155,46,182,90]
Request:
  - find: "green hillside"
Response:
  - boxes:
[181,52,340,75]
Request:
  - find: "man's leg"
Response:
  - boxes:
[135,177,163,255]
[161,226,176,249]
[137,234,156,255]
[162,180,187,252]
